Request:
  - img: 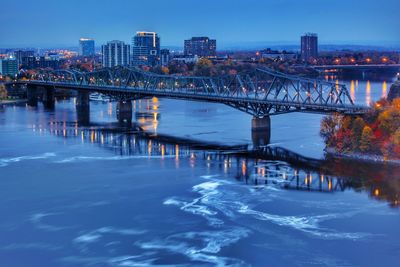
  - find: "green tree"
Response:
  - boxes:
[360,126,373,152]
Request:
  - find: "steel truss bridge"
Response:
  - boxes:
[21,66,369,116]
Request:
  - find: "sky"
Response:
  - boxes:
[1,0,399,48]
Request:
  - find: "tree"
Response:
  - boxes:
[351,117,366,150]
[378,108,400,135]
[161,66,169,75]
[194,58,215,76]
[320,114,342,146]
[360,126,374,152]
[0,84,7,100]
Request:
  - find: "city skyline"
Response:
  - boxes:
[1,0,399,48]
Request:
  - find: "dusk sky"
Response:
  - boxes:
[1,0,399,48]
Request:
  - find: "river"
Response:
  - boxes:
[0,74,399,267]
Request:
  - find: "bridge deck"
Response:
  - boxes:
[8,66,371,116]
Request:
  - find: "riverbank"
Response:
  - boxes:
[325,147,400,165]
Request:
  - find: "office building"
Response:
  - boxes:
[101,40,130,67]
[131,31,160,66]
[19,56,64,70]
[0,58,18,76]
[301,33,318,62]
[160,49,170,66]
[184,37,216,58]
[14,50,35,66]
[79,38,95,57]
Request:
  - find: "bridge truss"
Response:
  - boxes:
[30,66,368,116]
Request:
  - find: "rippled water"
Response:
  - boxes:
[0,75,399,266]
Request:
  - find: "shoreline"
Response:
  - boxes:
[0,99,27,106]
[325,147,400,165]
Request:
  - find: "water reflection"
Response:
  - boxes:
[382,81,387,99]
[34,120,400,208]
[366,80,371,105]
[134,97,159,133]
[325,74,390,105]
[350,80,356,102]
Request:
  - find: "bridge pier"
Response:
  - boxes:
[43,87,55,109]
[117,101,133,124]
[76,91,90,125]
[26,85,38,107]
[251,116,271,147]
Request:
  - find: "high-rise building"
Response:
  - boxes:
[160,49,170,66]
[79,38,95,57]
[13,50,35,66]
[184,37,216,58]
[0,58,18,76]
[131,32,160,66]
[301,33,318,62]
[101,40,130,68]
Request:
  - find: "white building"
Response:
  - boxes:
[101,40,130,68]
[171,55,199,64]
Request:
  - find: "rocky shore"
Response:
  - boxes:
[388,80,400,101]
[325,147,400,165]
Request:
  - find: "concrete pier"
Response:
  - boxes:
[26,85,38,107]
[251,116,271,147]
[76,91,90,125]
[117,101,132,123]
[43,87,55,109]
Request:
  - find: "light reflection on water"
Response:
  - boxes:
[25,120,400,208]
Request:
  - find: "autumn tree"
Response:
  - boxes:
[378,108,400,135]
[0,84,7,99]
[351,117,366,150]
[320,114,342,147]
[360,126,374,152]
[161,66,169,75]
[194,58,215,76]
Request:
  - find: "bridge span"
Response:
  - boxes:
[9,66,368,115]
[312,64,400,72]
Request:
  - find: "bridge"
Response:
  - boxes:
[9,66,368,116]
[312,64,400,72]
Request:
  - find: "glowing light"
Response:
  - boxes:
[374,188,380,196]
